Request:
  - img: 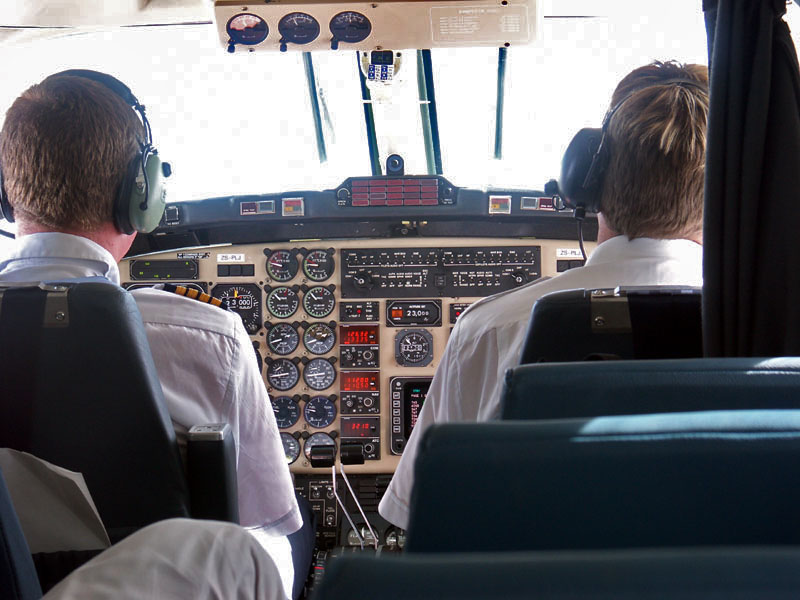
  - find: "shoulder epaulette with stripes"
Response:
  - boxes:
[162,283,229,310]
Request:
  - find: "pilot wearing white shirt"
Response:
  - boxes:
[379,60,710,529]
[0,71,305,597]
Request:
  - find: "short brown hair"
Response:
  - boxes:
[599,61,709,240]
[0,73,143,231]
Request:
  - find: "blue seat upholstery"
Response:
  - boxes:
[405,411,800,553]
[0,468,42,600]
[518,287,702,364]
[501,357,800,420]
[315,548,800,599]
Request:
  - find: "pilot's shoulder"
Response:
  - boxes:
[129,284,241,338]
[456,276,560,332]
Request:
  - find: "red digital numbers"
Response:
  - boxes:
[340,371,379,391]
[340,325,378,345]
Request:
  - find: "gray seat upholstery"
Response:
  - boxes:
[0,281,237,545]
[501,357,800,420]
[518,286,702,364]
[405,411,800,553]
[315,548,800,599]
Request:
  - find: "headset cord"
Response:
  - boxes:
[574,206,587,262]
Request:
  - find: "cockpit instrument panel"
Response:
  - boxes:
[121,235,592,474]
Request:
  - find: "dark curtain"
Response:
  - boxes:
[703,0,800,356]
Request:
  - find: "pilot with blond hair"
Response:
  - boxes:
[379,60,709,529]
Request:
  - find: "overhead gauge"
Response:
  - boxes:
[304,395,337,428]
[272,395,301,429]
[266,357,300,391]
[304,432,336,461]
[281,433,301,464]
[395,329,434,367]
[302,250,335,282]
[227,13,269,46]
[267,286,300,319]
[303,322,336,355]
[303,357,336,391]
[211,284,262,334]
[266,249,299,282]
[303,286,336,318]
[278,12,321,50]
[267,323,300,355]
[330,11,372,49]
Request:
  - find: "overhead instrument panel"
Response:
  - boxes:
[120,235,592,475]
[214,0,541,53]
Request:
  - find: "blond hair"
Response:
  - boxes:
[0,74,143,231]
[600,61,709,240]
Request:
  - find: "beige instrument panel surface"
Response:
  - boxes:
[120,236,593,474]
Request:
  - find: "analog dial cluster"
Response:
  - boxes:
[227,11,372,51]
[265,285,336,319]
[265,356,337,392]
[264,248,335,283]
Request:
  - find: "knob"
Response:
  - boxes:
[353,271,375,290]
[511,270,529,286]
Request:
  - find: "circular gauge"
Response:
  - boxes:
[267,287,300,319]
[278,12,321,45]
[330,11,372,44]
[267,323,300,355]
[303,358,336,390]
[303,286,336,318]
[304,432,336,461]
[272,395,301,429]
[227,13,269,45]
[281,433,301,464]
[266,250,299,282]
[303,395,337,428]
[303,250,335,282]
[395,329,434,367]
[267,358,300,391]
[211,284,262,334]
[303,322,336,355]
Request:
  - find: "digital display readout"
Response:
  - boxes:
[404,381,430,439]
[386,300,442,327]
[339,324,379,345]
[340,371,379,392]
[341,417,379,438]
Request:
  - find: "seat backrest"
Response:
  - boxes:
[406,411,800,553]
[518,286,702,364]
[316,548,800,600]
[0,467,42,600]
[501,357,800,420]
[0,281,190,542]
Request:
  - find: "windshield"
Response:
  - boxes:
[1,2,799,209]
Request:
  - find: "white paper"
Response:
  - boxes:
[0,449,110,553]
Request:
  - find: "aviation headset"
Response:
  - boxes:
[558,77,708,215]
[0,69,170,234]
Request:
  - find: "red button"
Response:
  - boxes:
[422,186,438,193]
[388,186,403,193]
[386,179,404,185]
[369,192,387,200]
[420,179,438,185]
[421,197,439,205]
[387,192,403,199]
[370,198,387,206]
[387,198,403,206]
[404,198,421,205]
[404,179,421,186]
[352,199,369,206]
[352,180,370,187]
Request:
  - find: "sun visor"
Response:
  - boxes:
[214,0,541,53]
[0,0,211,28]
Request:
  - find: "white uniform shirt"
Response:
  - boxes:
[378,236,703,529]
[0,233,301,536]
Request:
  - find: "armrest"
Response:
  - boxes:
[186,424,239,524]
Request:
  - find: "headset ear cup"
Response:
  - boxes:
[129,152,168,234]
[113,155,139,235]
[0,168,15,223]
[559,128,604,213]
